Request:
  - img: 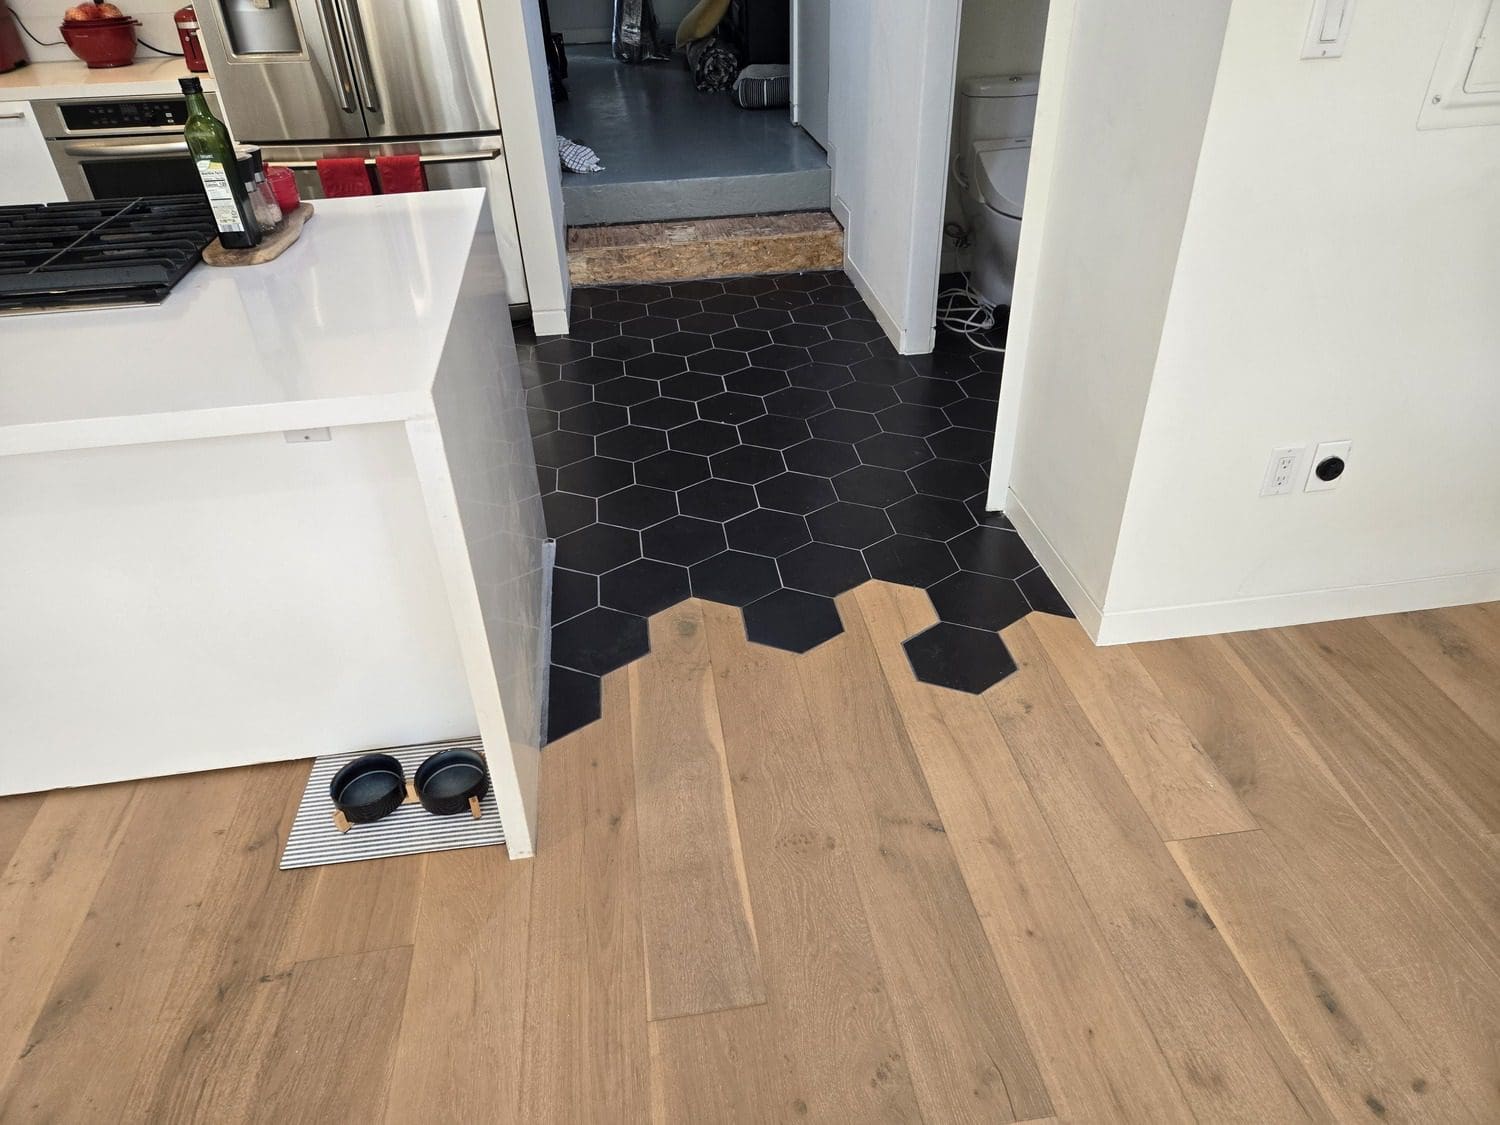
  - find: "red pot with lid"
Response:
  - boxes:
[60,15,139,68]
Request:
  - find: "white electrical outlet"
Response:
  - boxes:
[1261,446,1307,496]
[1305,440,1352,492]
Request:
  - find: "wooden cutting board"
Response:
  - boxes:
[202,202,313,267]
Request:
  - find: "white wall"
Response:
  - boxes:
[549,0,699,44]
[9,0,182,63]
[829,0,963,354]
[1103,0,1500,634]
[1002,0,1500,641]
[996,0,1233,603]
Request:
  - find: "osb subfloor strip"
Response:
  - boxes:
[568,211,844,286]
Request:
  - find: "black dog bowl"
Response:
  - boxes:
[329,753,406,824]
[413,748,489,816]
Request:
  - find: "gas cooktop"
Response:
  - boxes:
[0,196,218,315]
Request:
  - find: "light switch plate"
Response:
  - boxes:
[1302,0,1355,59]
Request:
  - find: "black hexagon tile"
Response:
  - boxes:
[903,622,1018,694]
[524,270,1074,741]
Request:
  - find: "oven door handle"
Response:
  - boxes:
[270,150,502,170]
[61,140,191,157]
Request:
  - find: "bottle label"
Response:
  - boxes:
[195,157,245,233]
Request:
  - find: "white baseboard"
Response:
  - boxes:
[1093,569,1500,646]
[1007,490,1500,646]
[1005,491,1104,640]
[844,253,934,356]
[531,306,571,337]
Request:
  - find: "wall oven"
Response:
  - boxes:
[32,93,224,202]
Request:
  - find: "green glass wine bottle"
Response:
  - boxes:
[179,77,261,250]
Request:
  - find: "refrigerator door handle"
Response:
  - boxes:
[334,0,381,114]
[313,0,359,114]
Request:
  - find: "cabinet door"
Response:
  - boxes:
[0,101,67,205]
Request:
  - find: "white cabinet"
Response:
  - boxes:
[0,101,66,205]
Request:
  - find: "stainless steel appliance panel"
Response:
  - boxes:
[35,93,223,202]
[335,0,500,137]
[196,0,366,143]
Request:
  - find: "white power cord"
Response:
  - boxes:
[936,272,1007,354]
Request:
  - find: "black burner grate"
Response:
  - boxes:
[0,195,218,314]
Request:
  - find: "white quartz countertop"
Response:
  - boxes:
[0,58,214,102]
[0,189,490,456]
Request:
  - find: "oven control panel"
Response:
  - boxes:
[60,99,190,132]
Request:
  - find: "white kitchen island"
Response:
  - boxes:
[0,189,547,856]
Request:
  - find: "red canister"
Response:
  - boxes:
[174,5,207,73]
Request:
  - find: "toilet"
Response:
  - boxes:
[956,74,1039,308]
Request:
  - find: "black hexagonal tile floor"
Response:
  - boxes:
[525,271,1054,741]
[555,522,640,575]
[635,449,710,490]
[557,456,634,498]
[725,508,810,556]
[864,534,958,588]
[595,425,668,461]
[928,571,1031,632]
[599,558,691,617]
[948,525,1036,578]
[552,607,649,676]
[597,484,676,530]
[642,514,727,566]
[779,541,869,596]
[710,445,785,484]
[833,465,914,507]
[903,622,1017,695]
[886,494,975,541]
[690,551,781,607]
[542,491,595,538]
[743,588,843,653]
[669,419,739,456]
[756,472,837,515]
[679,478,757,521]
[807,502,894,549]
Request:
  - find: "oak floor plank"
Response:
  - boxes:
[0,781,140,1096]
[384,844,532,1124]
[122,760,318,1124]
[854,582,1193,1125]
[0,792,46,874]
[1170,829,1474,1122]
[252,945,413,1124]
[648,1004,777,1125]
[1138,633,1500,1119]
[630,600,765,1021]
[1028,611,1257,841]
[1369,605,1500,748]
[0,769,244,1123]
[1297,617,1500,832]
[796,590,1053,1125]
[1227,626,1500,968]
[700,599,924,1123]
[519,670,652,1123]
[990,620,1329,1123]
[285,851,426,965]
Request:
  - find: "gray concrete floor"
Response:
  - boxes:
[555,45,831,226]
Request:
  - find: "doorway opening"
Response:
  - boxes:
[544,1,831,228]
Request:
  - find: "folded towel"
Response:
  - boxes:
[558,136,604,174]
[684,35,739,93]
[316,157,372,197]
[375,154,427,194]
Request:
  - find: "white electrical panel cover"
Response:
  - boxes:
[1420,0,1500,128]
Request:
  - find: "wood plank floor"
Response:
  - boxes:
[2,584,1497,1123]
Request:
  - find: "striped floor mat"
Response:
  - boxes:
[280,736,505,869]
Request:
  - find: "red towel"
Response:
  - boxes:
[316,157,373,197]
[376,154,427,194]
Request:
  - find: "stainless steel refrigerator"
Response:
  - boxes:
[195,0,528,305]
